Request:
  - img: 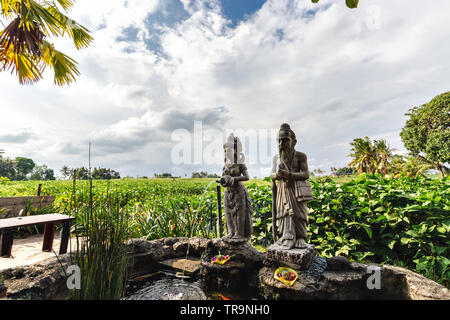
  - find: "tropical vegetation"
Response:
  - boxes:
[1,175,448,289]
[0,0,93,85]
[400,91,450,178]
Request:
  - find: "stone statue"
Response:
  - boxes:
[218,134,253,241]
[270,123,312,250]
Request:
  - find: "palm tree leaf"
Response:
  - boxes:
[46,4,93,49]
[0,17,45,57]
[1,0,92,85]
[0,0,21,18]
[42,42,80,85]
[21,0,63,37]
[54,0,75,12]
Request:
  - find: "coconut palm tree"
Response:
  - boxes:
[0,0,93,85]
[373,139,396,176]
[348,137,377,174]
[60,165,71,179]
[399,156,435,178]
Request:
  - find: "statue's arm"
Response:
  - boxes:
[290,154,309,181]
[234,165,250,182]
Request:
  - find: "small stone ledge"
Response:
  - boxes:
[266,243,315,270]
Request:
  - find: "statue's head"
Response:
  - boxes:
[224,133,245,164]
[277,123,297,152]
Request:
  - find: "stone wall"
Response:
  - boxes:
[1,237,449,300]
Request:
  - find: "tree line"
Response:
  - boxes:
[0,152,55,181]
[60,166,121,180]
[347,91,449,178]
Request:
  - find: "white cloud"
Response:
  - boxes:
[1,0,449,177]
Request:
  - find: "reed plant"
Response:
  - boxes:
[69,182,131,300]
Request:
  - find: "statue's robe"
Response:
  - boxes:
[274,155,309,249]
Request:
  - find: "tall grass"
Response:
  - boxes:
[69,183,130,300]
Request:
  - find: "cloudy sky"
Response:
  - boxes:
[1,0,449,178]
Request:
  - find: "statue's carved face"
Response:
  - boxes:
[224,144,235,163]
[278,130,294,151]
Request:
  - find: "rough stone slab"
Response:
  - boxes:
[200,239,265,293]
[221,237,249,245]
[266,243,315,270]
[0,255,71,300]
[158,257,202,275]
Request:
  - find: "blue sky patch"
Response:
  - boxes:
[143,0,190,55]
[116,25,140,42]
[221,0,266,27]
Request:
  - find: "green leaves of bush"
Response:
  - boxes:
[247,175,449,287]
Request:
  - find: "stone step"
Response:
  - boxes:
[158,257,202,276]
[266,243,316,270]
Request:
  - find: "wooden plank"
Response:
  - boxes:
[0,196,56,219]
[0,196,55,207]
[0,214,74,230]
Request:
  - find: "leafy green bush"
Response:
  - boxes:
[248,175,449,287]
[1,177,448,288]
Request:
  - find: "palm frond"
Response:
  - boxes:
[1,0,91,85]
[43,41,80,85]
[46,4,93,49]
[54,0,75,12]
[20,0,63,37]
[0,0,21,18]
[0,17,45,57]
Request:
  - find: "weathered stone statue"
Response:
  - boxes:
[270,123,312,250]
[218,134,253,241]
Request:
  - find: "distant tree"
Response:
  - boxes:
[92,167,120,180]
[71,167,89,180]
[400,91,450,178]
[348,137,395,176]
[191,171,220,178]
[60,165,71,180]
[0,157,16,179]
[30,165,56,181]
[312,168,325,176]
[330,167,356,176]
[348,137,376,175]
[155,173,173,178]
[374,139,396,176]
[400,157,435,178]
[15,157,35,180]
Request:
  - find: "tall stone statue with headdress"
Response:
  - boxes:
[270,123,313,250]
[218,133,253,241]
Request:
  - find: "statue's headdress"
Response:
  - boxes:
[224,133,244,164]
[278,123,297,143]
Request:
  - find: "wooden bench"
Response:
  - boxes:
[0,214,74,257]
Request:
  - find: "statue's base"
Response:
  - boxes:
[221,236,249,245]
[266,243,316,270]
[200,238,265,294]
